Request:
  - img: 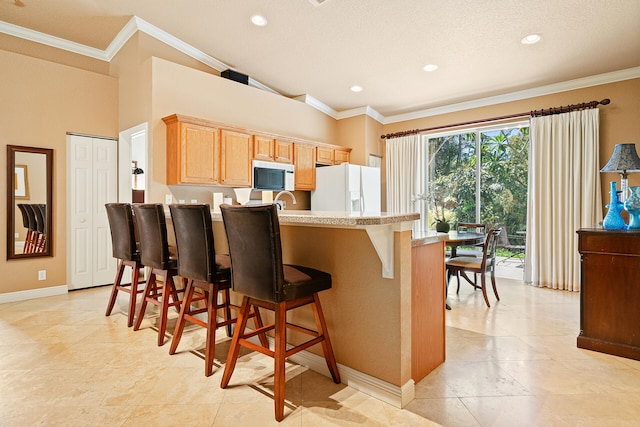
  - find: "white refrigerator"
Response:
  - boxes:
[311,163,381,214]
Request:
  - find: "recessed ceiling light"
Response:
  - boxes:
[251,15,268,26]
[521,34,541,45]
[423,64,439,72]
[350,85,363,93]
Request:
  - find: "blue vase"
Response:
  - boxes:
[624,186,640,230]
[602,181,626,230]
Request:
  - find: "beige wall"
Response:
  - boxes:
[381,78,640,207]
[0,49,118,295]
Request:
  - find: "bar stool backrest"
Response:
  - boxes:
[132,204,172,270]
[24,204,38,232]
[16,204,30,230]
[169,204,217,283]
[220,203,284,303]
[105,203,138,261]
[33,203,45,234]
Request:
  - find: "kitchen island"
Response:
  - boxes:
[185,209,447,407]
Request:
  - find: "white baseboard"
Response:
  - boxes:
[289,348,415,408]
[0,284,68,304]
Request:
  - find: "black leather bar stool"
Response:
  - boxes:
[105,203,145,327]
[220,203,341,422]
[132,204,185,346]
[169,204,263,377]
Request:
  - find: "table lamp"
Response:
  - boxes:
[600,143,640,202]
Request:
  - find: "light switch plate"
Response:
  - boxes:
[38,270,46,281]
[165,194,172,205]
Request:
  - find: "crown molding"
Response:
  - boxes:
[293,94,338,118]
[337,105,384,124]
[382,66,640,124]
[0,20,108,60]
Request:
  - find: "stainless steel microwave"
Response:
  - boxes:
[252,160,295,191]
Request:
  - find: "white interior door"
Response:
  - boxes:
[67,134,118,290]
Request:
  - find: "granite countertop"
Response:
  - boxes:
[411,229,449,246]
[209,209,420,227]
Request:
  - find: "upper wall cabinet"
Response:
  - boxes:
[253,137,293,164]
[163,114,349,189]
[164,115,220,185]
[220,129,253,187]
[294,143,316,191]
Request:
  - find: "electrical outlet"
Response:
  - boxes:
[178,199,185,204]
[190,199,198,203]
[165,194,173,205]
[14,233,19,238]
[38,270,46,281]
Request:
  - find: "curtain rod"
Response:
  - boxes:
[380,98,611,140]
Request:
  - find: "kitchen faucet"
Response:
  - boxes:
[274,190,297,209]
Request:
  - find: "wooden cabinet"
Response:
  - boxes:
[577,228,640,360]
[411,240,446,381]
[316,146,351,165]
[220,130,253,187]
[316,146,334,165]
[253,135,274,161]
[164,115,220,185]
[254,137,293,164]
[294,143,316,190]
[274,139,293,164]
[334,148,350,164]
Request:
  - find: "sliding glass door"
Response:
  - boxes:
[418,122,529,235]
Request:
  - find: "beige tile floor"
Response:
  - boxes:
[2,268,640,426]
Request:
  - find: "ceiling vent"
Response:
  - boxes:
[309,0,329,6]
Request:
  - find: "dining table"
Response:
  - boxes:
[445,230,486,257]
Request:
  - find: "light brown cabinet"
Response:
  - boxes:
[334,148,350,164]
[164,115,220,185]
[316,146,335,165]
[274,139,294,164]
[253,135,274,161]
[316,146,351,165]
[294,143,316,190]
[220,130,253,187]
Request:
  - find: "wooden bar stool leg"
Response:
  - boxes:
[204,285,218,377]
[273,302,287,422]
[106,260,125,317]
[221,296,252,388]
[158,273,174,346]
[252,307,270,348]
[311,294,341,383]
[128,264,141,327]
[223,288,233,337]
[134,271,156,331]
[169,280,195,355]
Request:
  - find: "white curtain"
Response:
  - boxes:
[386,134,421,214]
[525,109,602,291]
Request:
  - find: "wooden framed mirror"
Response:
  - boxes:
[6,145,53,259]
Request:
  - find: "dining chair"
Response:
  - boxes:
[220,203,340,422]
[132,203,185,346]
[168,203,257,377]
[105,203,146,327]
[446,228,501,307]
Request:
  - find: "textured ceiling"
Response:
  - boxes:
[1,0,639,117]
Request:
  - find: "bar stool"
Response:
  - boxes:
[220,203,340,422]
[168,204,263,377]
[105,203,145,327]
[132,204,185,346]
[23,204,39,253]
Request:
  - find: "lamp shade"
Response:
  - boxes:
[600,143,640,173]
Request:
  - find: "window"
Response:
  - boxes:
[416,122,529,235]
